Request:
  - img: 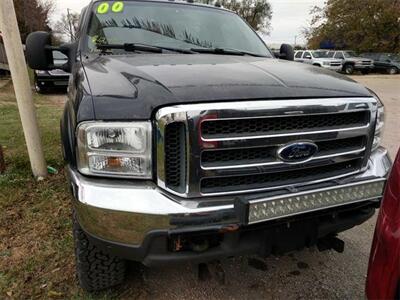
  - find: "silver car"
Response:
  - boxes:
[326,50,374,75]
[295,50,342,71]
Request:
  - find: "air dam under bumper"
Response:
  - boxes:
[69,148,390,250]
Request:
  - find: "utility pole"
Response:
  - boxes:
[67,8,74,42]
[294,35,297,48]
[0,0,48,179]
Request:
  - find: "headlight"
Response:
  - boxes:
[35,70,48,75]
[323,61,330,65]
[77,122,152,178]
[372,97,385,151]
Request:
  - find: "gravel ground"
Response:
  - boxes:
[119,75,399,300]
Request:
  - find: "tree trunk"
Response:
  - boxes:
[0,145,5,174]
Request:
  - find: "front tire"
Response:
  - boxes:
[73,213,127,292]
[388,67,398,75]
[344,64,354,75]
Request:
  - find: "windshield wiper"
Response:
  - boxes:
[190,47,267,57]
[97,43,162,53]
[96,43,194,54]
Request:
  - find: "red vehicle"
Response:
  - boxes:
[366,149,400,299]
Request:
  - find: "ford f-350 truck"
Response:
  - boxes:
[25,0,391,292]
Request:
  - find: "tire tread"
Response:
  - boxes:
[73,213,126,292]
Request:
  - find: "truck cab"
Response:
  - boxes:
[25,0,390,292]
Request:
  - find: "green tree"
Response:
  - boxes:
[304,0,400,52]
[198,0,272,33]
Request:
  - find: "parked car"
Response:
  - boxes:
[366,149,400,299]
[326,50,374,74]
[294,50,342,71]
[26,0,390,292]
[34,50,70,93]
[361,53,400,75]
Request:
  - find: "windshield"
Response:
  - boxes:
[344,51,359,58]
[86,1,272,57]
[388,54,400,62]
[325,52,334,58]
[312,51,330,58]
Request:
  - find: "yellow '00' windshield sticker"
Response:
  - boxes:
[97,2,110,14]
[112,2,124,13]
[97,2,124,14]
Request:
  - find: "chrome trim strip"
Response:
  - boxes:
[202,147,366,170]
[201,125,370,142]
[200,169,363,197]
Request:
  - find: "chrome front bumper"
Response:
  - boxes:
[69,148,391,246]
[323,65,342,71]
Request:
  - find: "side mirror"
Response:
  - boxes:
[279,44,294,61]
[273,50,280,58]
[26,31,74,72]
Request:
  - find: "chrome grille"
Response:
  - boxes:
[156,98,377,198]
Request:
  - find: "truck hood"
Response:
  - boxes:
[82,54,373,120]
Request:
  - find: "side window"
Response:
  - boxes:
[295,51,303,58]
[303,51,312,59]
[334,52,344,59]
[380,54,390,62]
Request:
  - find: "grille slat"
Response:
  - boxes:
[201,159,361,194]
[201,111,369,138]
[202,137,365,167]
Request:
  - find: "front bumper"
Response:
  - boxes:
[69,148,391,249]
[323,65,342,71]
[35,74,70,87]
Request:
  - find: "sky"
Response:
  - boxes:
[52,0,326,46]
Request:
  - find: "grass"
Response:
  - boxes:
[0,82,134,299]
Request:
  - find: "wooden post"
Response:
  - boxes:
[0,0,47,178]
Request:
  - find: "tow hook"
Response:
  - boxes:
[317,235,345,253]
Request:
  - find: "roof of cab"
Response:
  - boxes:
[90,0,232,12]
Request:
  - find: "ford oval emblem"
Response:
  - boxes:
[277,142,318,163]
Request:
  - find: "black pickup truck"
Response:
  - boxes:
[25,0,390,292]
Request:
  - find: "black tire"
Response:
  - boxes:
[344,64,354,75]
[388,67,398,75]
[73,212,127,292]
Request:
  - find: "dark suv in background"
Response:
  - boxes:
[33,50,70,93]
[361,53,400,75]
